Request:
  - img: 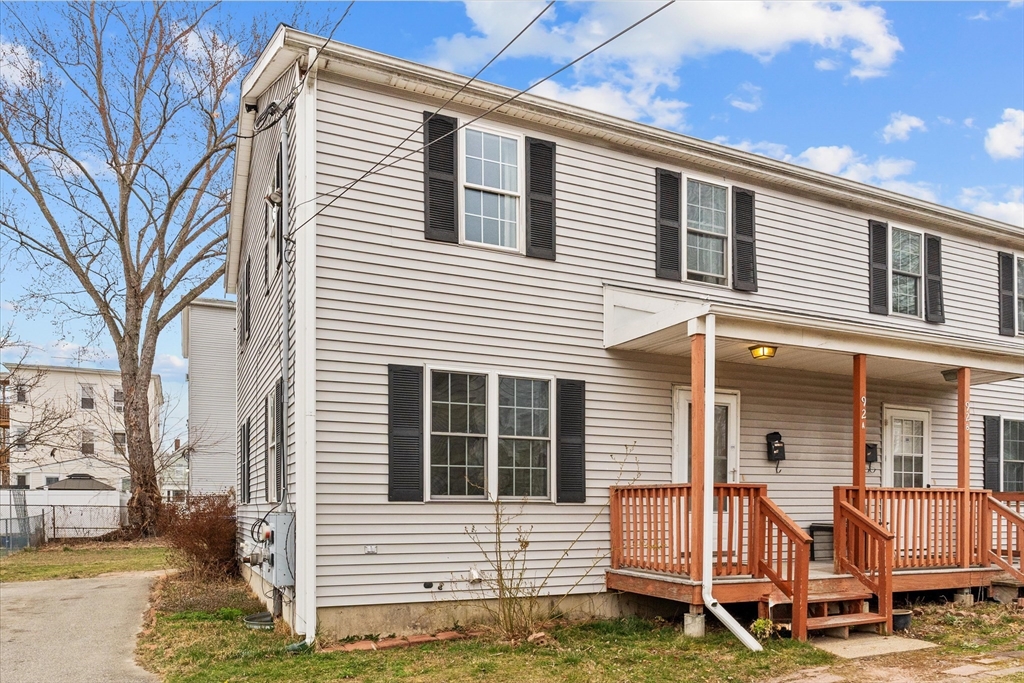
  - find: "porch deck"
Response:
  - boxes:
[607,484,1024,640]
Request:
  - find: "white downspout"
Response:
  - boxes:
[700,314,763,652]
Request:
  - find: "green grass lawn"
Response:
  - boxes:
[0,541,170,582]
[138,575,834,683]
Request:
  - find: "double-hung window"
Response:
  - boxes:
[80,384,95,410]
[498,377,550,498]
[113,388,124,413]
[430,371,488,497]
[463,128,520,250]
[685,179,728,285]
[891,227,923,316]
[1005,419,1024,492]
[81,430,95,455]
[114,431,127,453]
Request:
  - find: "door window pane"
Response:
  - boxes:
[891,417,925,488]
[685,402,731,484]
[430,371,487,497]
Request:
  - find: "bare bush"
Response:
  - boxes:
[162,494,236,578]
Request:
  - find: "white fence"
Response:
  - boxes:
[0,489,129,540]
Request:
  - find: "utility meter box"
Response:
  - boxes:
[264,512,295,588]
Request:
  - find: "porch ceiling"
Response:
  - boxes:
[604,285,1024,387]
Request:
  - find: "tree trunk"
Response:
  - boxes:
[122,362,161,535]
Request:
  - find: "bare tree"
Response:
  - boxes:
[0,2,318,531]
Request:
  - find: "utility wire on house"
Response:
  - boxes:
[241,1,357,140]
[290,0,556,214]
[287,0,676,240]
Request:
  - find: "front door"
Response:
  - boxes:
[883,406,931,488]
[672,388,739,484]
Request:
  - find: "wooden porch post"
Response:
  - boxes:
[852,355,868,501]
[958,367,972,568]
[690,332,706,585]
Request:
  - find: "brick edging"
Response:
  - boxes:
[324,630,485,653]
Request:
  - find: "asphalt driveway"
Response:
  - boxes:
[0,572,160,683]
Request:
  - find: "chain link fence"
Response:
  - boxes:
[0,514,46,555]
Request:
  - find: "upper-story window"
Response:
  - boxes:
[114,431,127,453]
[80,384,95,410]
[1017,257,1024,334]
[14,384,28,403]
[462,128,521,251]
[891,227,923,317]
[113,388,124,413]
[686,179,729,286]
[13,427,27,451]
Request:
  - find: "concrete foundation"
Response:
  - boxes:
[241,565,298,632]
[314,591,681,642]
[683,613,706,637]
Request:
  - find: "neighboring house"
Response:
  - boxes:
[181,298,238,495]
[226,29,1024,643]
[1,364,163,490]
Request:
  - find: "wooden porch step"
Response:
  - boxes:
[807,591,873,604]
[806,612,887,631]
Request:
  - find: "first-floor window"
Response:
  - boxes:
[45,476,59,487]
[498,376,550,498]
[1005,419,1024,492]
[81,430,95,455]
[685,179,728,285]
[430,371,487,497]
[13,428,27,451]
[16,474,28,488]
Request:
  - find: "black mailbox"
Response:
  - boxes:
[865,443,879,463]
[766,432,786,462]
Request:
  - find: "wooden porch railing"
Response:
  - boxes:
[988,494,1024,583]
[756,496,811,640]
[834,497,894,634]
[840,486,973,569]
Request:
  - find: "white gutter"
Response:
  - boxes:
[700,314,763,652]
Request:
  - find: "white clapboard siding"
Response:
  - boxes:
[186,301,237,494]
[300,75,1023,608]
[235,68,299,549]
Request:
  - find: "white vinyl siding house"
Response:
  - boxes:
[181,298,238,494]
[226,30,1024,640]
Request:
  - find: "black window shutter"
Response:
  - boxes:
[868,220,889,315]
[244,256,251,340]
[388,365,424,502]
[264,397,270,500]
[731,187,757,292]
[556,378,586,503]
[655,169,682,281]
[983,415,1002,492]
[240,419,250,504]
[423,112,459,243]
[275,378,285,500]
[923,234,944,323]
[525,137,556,260]
[998,252,1015,336]
[275,145,283,191]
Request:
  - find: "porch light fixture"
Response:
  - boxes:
[748,344,777,360]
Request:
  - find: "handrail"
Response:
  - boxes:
[610,484,692,576]
[756,495,811,640]
[834,498,893,634]
[988,495,1024,583]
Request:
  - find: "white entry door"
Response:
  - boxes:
[883,406,931,488]
[672,388,739,484]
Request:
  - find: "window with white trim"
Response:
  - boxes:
[14,384,28,403]
[498,377,550,498]
[891,227,922,317]
[80,384,95,410]
[114,431,127,453]
[685,179,728,285]
[1005,419,1024,492]
[81,430,95,455]
[430,371,487,497]
[45,476,59,487]
[1017,257,1024,335]
[462,128,520,250]
[13,427,27,451]
[113,388,124,413]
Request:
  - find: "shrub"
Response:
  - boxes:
[750,617,776,643]
[163,494,237,578]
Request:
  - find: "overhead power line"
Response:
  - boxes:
[288,0,675,238]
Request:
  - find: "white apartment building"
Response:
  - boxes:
[4,364,163,491]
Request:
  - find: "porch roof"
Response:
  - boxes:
[603,285,1024,387]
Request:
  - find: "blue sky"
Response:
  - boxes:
[2,1,1023,441]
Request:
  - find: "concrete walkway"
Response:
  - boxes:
[0,572,161,683]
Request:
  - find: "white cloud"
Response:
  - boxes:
[882,112,927,143]
[968,10,990,21]
[431,2,902,128]
[153,353,187,377]
[937,116,953,125]
[984,108,1024,160]
[715,137,937,201]
[532,79,689,129]
[727,83,762,113]
[958,186,1024,226]
[0,40,39,90]
[964,118,975,128]
[814,58,839,71]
